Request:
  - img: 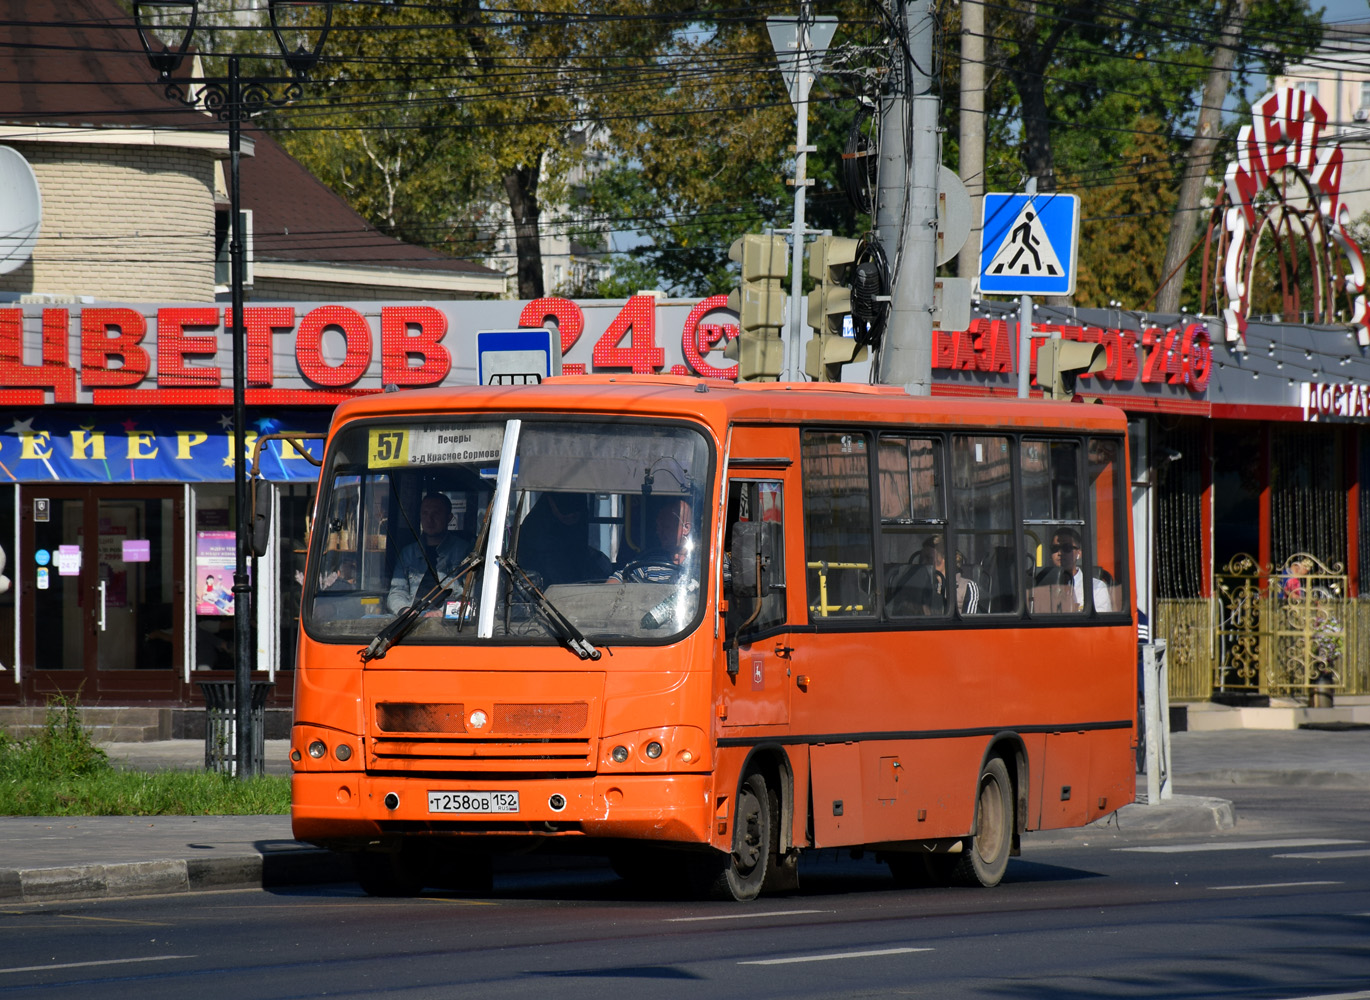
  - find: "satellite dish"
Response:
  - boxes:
[0,146,42,276]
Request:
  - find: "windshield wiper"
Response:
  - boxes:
[359,503,494,663]
[497,555,603,661]
[358,582,451,663]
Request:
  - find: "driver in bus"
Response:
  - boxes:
[610,497,693,584]
[387,492,471,613]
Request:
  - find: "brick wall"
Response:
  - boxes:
[0,141,217,302]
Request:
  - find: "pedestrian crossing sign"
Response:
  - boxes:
[979,192,1080,296]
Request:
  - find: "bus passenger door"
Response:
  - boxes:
[719,470,793,729]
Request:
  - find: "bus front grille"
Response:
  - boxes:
[367,736,596,773]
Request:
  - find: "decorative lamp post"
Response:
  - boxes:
[133,0,335,778]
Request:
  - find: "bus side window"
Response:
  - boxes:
[1087,437,1129,615]
[878,435,949,619]
[951,434,1019,614]
[802,431,875,619]
[1023,439,1088,615]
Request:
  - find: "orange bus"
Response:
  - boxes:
[290,375,1136,900]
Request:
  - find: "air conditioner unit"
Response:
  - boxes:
[1354,108,1368,121]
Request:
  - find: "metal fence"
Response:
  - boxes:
[1157,553,1370,702]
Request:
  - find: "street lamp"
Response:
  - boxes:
[133,0,335,779]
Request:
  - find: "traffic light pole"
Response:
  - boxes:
[784,2,817,382]
[1017,179,1036,399]
[874,0,938,396]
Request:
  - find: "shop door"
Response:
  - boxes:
[20,486,184,702]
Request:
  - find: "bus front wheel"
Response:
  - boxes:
[698,772,771,901]
[951,756,1013,887]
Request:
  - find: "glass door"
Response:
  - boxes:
[22,486,184,701]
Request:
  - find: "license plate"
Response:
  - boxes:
[427,790,519,814]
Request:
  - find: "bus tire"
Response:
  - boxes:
[950,756,1013,887]
[355,849,424,897]
[699,771,771,901]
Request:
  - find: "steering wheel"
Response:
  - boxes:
[617,559,681,583]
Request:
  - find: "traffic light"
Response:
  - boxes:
[1036,338,1106,400]
[805,235,866,381]
[724,234,789,381]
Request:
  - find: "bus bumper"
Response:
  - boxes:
[291,771,714,848]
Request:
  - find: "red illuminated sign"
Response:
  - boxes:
[0,296,1212,405]
[935,319,1212,392]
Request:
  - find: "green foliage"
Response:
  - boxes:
[937,0,1324,309]
[1067,120,1179,309]
[0,695,109,782]
[0,770,290,817]
[0,697,289,816]
[583,1,885,297]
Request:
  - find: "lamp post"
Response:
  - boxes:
[133,0,335,778]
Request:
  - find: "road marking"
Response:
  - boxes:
[740,947,931,966]
[1273,849,1370,860]
[668,909,830,923]
[1117,838,1361,854]
[0,955,193,975]
[59,914,171,926]
[1209,881,1342,891]
[1272,992,1370,1000]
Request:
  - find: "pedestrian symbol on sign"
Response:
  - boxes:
[978,192,1079,296]
[987,205,1064,279]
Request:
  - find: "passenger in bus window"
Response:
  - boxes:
[887,534,948,615]
[953,550,981,614]
[387,493,471,612]
[324,552,359,592]
[517,493,611,585]
[611,497,692,583]
[1038,527,1111,613]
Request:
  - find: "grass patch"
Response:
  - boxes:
[0,696,290,817]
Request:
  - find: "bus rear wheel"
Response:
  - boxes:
[698,772,771,901]
[950,756,1013,887]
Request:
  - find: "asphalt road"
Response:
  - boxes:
[2,782,1368,1000]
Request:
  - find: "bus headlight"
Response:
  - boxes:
[308,740,327,759]
[645,741,663,759]
[335,743,352,762]
[611,745,629,763]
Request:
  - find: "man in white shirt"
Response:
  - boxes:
[1048,527,1112,613]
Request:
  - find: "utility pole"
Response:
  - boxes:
[768,4,837,381]
[875,0,939,395]
[957,0,985,286]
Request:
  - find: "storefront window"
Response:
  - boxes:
[1271,425,1345,571]
[193,486,237,670]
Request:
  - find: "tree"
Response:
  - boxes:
[1065,120,1177,308]
[944,0,1322,308]
[582,2,889,297]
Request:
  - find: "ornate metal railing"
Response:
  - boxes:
[1158,553,1367,702]
[1155,599,1213,701]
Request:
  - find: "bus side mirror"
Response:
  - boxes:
[251,480,272,558]
[731,520,780,598]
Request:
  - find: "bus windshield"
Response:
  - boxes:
[304,417,713,650]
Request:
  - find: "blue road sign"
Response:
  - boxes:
[477,329,560,385]
[979,192,1080,296]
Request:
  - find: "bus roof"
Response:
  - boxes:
[328,375,1129,436]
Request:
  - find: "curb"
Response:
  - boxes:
[1178,769,1370,788]
[0,849,352,904]
[1082,794,1237,837]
